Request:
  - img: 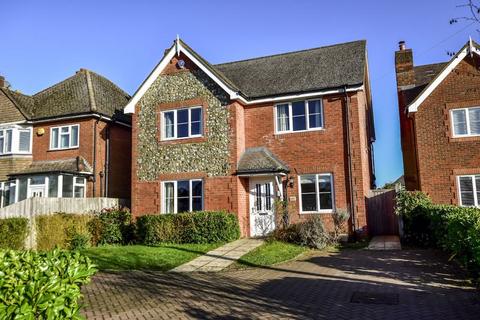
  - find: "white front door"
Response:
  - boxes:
[29,185,45,198]
[249,178,276,237]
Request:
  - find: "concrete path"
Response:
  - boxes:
[368,235,402,250]
[171,238,264,272]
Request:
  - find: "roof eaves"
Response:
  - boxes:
[0,88,33,120]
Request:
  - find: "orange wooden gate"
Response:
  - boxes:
[366,189,399,236]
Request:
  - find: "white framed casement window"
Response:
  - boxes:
[0,127,31,155]
[275,99,324,134]
[162,179,203,213]
[298,173,334,213]
[457,175,480,207]
[50,124,79,150]
[161,107,202,140]
[73,177,86,198]
[451,107,480,137]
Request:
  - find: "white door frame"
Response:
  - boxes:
[249,177,276,237]
[28,184,46,198]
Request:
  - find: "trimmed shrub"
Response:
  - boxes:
[0,217,29,250]
[36,213,92,251]
[297,216,331,249]
[136,211,240,245]
[69,232,91,250]
[0,249,96,319]
[397,190,480,276]
[88,207,134,245]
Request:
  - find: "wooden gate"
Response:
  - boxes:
[366,189,398,236]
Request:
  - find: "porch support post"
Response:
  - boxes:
[274,175,283,200]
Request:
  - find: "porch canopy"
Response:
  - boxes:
[236,147,289,200]
[236,147,289,176]
[8,156,93,177]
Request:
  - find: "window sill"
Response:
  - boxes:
[48,147,79,152]
[300,210,334,215]
[275,128,325,137]
[159,136,207,145]
[449,135,480,143]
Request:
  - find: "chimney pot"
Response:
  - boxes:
[399,41,406,51]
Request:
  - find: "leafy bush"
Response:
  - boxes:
[69,232,91,250]
[36,213,92,251]
[397,190,480,276]
[332,208,350,242]
[0,249,96,319]
[395,189,431,217]
[297,216,331,249]
[88,207,134,245]
[0,217,28,250]
[136,211,240,245]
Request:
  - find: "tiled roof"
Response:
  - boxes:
[9,156,93,176]
[414,63,447,87]
[1,69,130,123]
[237,147,289,174]
[214,40,366,99]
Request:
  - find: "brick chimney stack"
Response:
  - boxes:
[0,76,5,88]
[395,41,415,90]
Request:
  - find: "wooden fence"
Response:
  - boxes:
[0,197,128,249]
[366,189,399,236]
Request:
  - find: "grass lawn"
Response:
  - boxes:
[82,243,223,271]
[234,240,308,269]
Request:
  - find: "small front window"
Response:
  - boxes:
[162,107,203,140]
[299,173,334,213]
[275,99,324,133]
[451,107,480,137]
[50,125,80,150]
[458,175,480,207]
[162,179,203,213]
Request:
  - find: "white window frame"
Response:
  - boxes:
[457,175,480,207]
[0,126,33,156]
[274,99,324,134]
[161,179,204,213]
[73,176,86,198]
[161,106,203,141]
[50,124,80,150]
[298,173,334,214]
[451,107,480,138]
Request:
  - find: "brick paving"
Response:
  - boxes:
[81,249,480,320]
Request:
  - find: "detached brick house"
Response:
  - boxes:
[0,69,131,207]
[126,38,375,237]
[395,39,480,207]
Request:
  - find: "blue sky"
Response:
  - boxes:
[0,0,475,186]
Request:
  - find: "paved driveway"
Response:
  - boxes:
[81,249,480,320]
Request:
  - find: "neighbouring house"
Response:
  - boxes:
[0,69,131,208]
[125,38,376,237]
[395,39,480,207]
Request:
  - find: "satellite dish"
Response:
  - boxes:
[177,59,186,69]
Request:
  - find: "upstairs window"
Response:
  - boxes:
[162,107,202,140]
[50,125,79,150]
[0,127,31,155]
[451,107,480,137]
[458,175,480,207]
[275,99,323,133]
[162,179,203,213]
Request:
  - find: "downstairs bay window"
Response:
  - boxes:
[162,179,203,213]
[299,173,334,213]
[458,175,480,207]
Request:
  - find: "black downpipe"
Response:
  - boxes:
[344,86,357,238]
[92,117,100,196]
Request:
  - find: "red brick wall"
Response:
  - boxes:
[32,117,131,199]
[410,56,480,205]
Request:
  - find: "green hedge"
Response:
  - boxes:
[36,213,93,251]
[0,249,96,319]
[137,211,240,245]
[0,217,29,250]
[88,207,134,246]
[397,190,480,275]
